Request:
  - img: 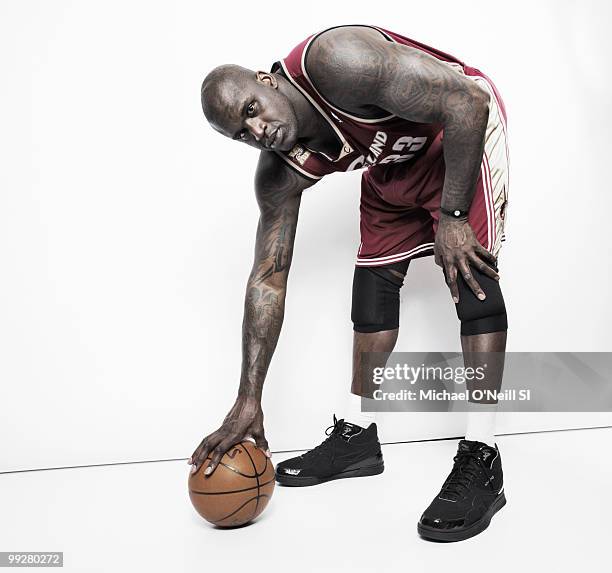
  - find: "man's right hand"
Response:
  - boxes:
[189,396,270,476]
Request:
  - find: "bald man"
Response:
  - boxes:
[190,24,509,541]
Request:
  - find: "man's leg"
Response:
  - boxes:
[453,260,508,447]
[418,263,508,541]
[343,330,398,429]
[462,330,507,447]
[346,260,410,427]
[275,259,409,486]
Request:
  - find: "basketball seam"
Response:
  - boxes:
[205,455,269,478]
[189,477,275,496]
[212,494,273,527]
[212,495,261,526]
[240,442,262,522]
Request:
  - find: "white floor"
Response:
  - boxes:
[1,427,610,573]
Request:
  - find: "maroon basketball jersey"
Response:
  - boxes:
[270,24,485,183]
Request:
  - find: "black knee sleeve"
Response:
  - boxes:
[448,263,508,336]
[351,260,410,333]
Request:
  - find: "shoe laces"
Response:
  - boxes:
[439,449,490,500]
[301,415,343,460]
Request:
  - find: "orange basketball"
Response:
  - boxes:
[188,441,275,527]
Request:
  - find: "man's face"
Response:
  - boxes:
[205,71,299,152]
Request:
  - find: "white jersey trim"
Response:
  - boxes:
[470,74,509,258]
[279,59,354,163]
[356,242,435,266]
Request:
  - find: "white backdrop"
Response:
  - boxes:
[1,0,611,472]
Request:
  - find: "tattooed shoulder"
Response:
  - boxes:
[254,151,314,216]
[305,26,390,115]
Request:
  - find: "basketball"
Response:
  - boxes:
[188,441,275,527]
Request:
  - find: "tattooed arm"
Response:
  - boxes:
[190,151,316,475]
[239,151,309,399]
[307,26,499,302]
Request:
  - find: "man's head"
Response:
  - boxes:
[201,64,299,152]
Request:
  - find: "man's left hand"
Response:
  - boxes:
[434,214,499,303]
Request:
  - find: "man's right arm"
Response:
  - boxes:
[239,152,312,399]
[190,151,317,475]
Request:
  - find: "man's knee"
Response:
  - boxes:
[351,260,410,333]
[450,263,508,336]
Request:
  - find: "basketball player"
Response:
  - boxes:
[190,24,509,541]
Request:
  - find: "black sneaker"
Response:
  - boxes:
[417,439,506,542]
[275,415,384,486]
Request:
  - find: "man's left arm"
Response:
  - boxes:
[309,28,499,302]
[375,45,499,302]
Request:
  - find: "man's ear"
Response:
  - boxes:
[255,70,278,88]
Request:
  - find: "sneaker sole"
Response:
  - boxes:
[417,491,507,542]
[275,455,384,487]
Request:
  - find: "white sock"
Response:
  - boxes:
[345,392,377,429]
[465,402,498,447]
